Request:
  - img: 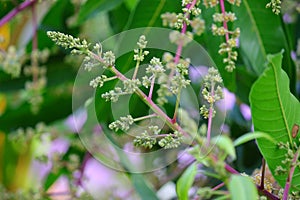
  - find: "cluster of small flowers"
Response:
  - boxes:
[266,0,282,15]
[275,141,300,177]
[134,35,149,63]
[158,131,183,149]
[23,49,49,113]
[200,68,224,119]
[153,53,191,105]
[133,131,157,149]
[277,188,300,200]
[23,77,46,113]
[161,0,205,37]
[89,75,107,88]
[133,126,182,149]
[0,46,24,77]
[101,87,126,102]
[211,11,240,72]
[109,115,134,132]
[0,45,49,113]
[142,57,165,87]
[47,31,90,54]
[9,123,46,153]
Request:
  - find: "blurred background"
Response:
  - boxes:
[0,0,299,199]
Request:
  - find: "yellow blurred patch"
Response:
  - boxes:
[0,23,10,50]
[0,94,7,116]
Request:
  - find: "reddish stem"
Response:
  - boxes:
[212,182,225,190]
[173,0,197,66]
[148,77,155,99]
[260,158,266,190]
[0,0,37,27]
[31,3,38,51]
[283,149,300,200]
[219,0,229,42]
[31,1,38,82]
[206,84,215,146]
[75,152,91,187]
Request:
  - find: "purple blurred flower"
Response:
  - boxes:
[216,88,236,112]
[283,13,293,24]
[177,149,194,168]
[240,103,251,121]
[81,158,133,198]
[236,38,240,47]
[188,65,208,83]
[220,123,230,133]
[291,51,297,61]
[65,108,87,133]
[29,137,70,185]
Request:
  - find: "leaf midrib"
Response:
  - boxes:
[271,62,292,145]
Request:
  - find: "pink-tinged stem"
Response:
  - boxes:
[75,152,91,187]
[0,0,37,27]
[283,149,300,200]
[148,77,155,99]
[219,0,229,42]
[212,182,225,191]
[206,84,215,146]
[260,158,266,190]
[31,3,38,51]
[172,0,198,66]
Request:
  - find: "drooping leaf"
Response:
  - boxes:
[176,163,197,200]
[233,0,296,92]
[233,132,275,147]
[131,174,159,200]
[250,51,300,189]
[229,175,258,200]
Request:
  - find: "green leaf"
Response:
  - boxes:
[212,135,236,160]
[77,0,123,25]
[233,0,296,92]
[131,174,159,200]
[108,2,131,34]
[249,51,300,189]
[233,132,276,147]
[126,0,181,29]
[229,175,258,200]
[176,163,197,200]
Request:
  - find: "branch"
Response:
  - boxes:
[0,0,37,27]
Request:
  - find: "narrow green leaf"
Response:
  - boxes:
[77,0,123,25]
[229,175,258,200]
[126,0,181,29]
[212,135,236,160]
[131,174,159,200]
[176,163,197,200]
[250,51,300,189]
[233,132,276,147]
